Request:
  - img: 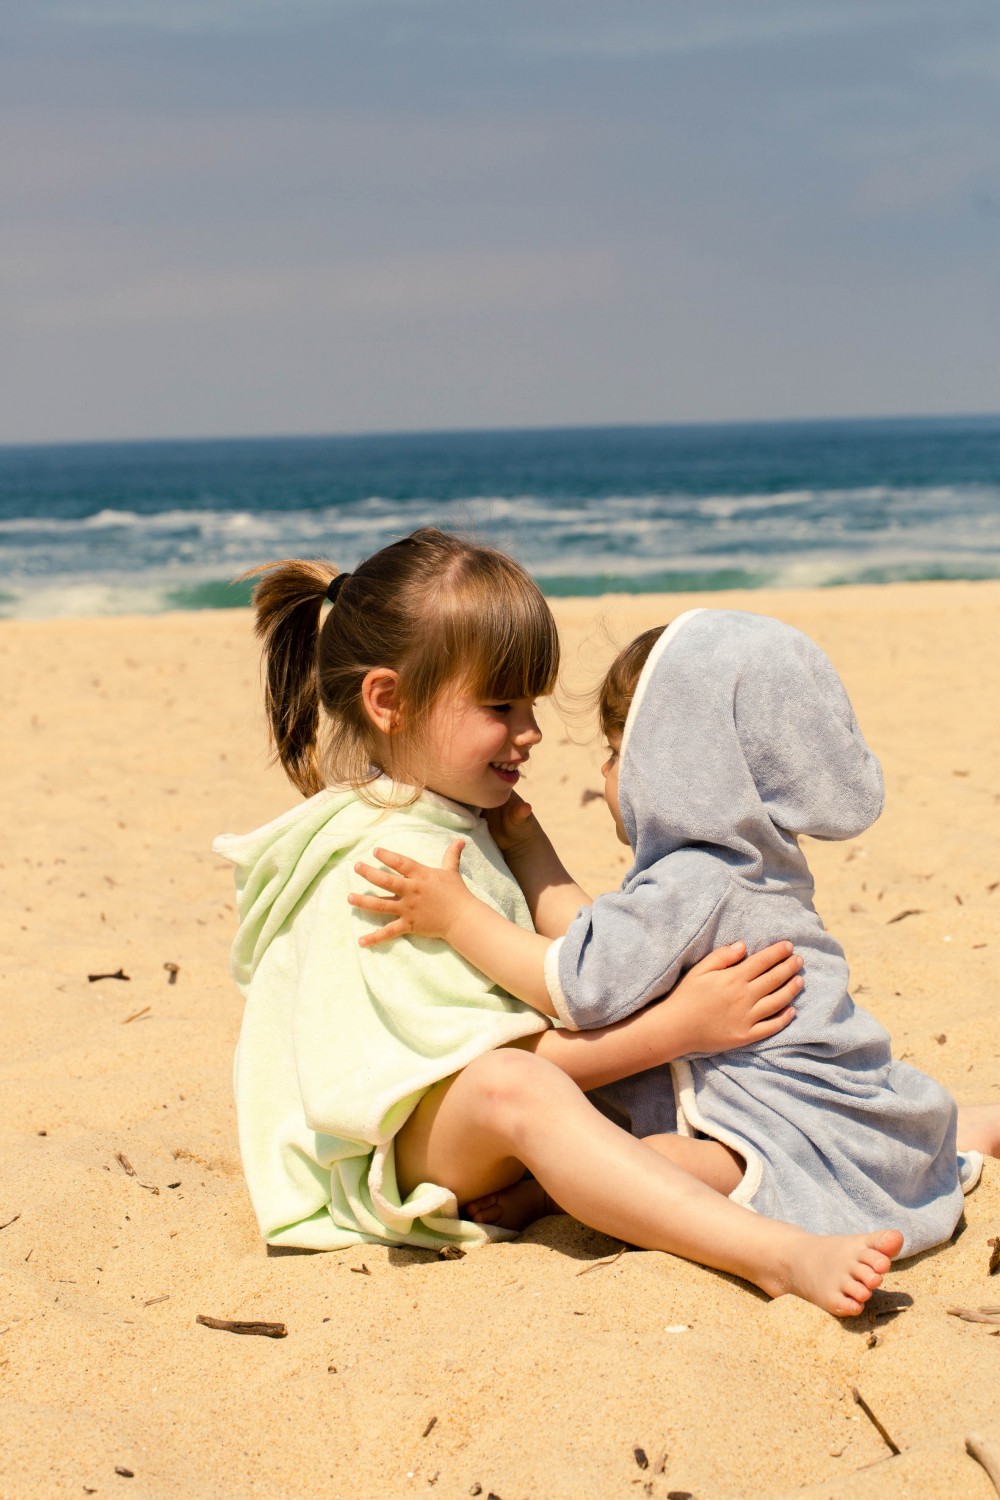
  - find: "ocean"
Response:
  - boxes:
[1,416,998,619]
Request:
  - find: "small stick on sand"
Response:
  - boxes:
[422,1415,437,1438]
[946,1307,1000,1326]
[88,968,130,982]
[576,1243,627,1276]
[196,1314,287,1338]
[988,1237,1000,1275]
[886,909,924,925]
[350,1263,371,1276]
[114,1152,160,1194]
[122,1006,151,1024]
[850,1387,901,1456]
[163,962,179,985]
[143,1294,170,1307]
[0,1214,21,1232]
[966,1433,1000,1496]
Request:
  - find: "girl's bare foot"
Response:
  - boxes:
[760,1229,904,1317]
[464,1178,562,1232]
[957,1103,1000,1158]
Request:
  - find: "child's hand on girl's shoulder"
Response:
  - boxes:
[667,941,803,1058]
[349,840,470,947]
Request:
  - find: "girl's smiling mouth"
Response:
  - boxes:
[490,760,523,785]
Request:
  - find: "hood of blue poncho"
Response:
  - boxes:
[619,609,884,881]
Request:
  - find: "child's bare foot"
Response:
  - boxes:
[464,1178,562,1232]
[760,1229,904,1317]
[957,1103,1000,1158]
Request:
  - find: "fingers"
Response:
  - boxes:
[442,838,466,871]
[369,847,416,875]
[739,940,795,980]
[686,941,747,976]
[347,891,401,914]
[752,971,804,1014]
[750,1004,797,1040]
[357,918,411,948]
[749,953,804,1000]
[353,860,404,894]
[509,798,533,825]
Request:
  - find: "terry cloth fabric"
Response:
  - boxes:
[547,609,969,1255]
[214,781,548,1251]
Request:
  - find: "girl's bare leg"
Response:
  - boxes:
[395,1047,903,1316]
[641,1133,745,1195]
[956,1103,1000,1157]
[467,1133,742,1230]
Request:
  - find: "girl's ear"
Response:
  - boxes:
[361,668,402,734]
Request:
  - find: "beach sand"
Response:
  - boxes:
[2,581,999,1499]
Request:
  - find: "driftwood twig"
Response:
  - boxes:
[851,1386,901,1456]
[88,968,130,982]
[576,1243,627,1276]
[196,1314,287,1338]
[947,1307,1000,1327]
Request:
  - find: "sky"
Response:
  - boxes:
[2,0,999,443]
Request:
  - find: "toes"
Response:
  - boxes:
[464,1194,501,1225]
[874,1230,904,1258]
[468,1206,501,1225]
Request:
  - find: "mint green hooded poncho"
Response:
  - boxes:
[214,781,549,1251]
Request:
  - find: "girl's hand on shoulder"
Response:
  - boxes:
[349,840,470,948]
[671,940,802,1055]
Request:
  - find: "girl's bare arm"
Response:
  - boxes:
[485,793,590,938]
[349,842,802,1068]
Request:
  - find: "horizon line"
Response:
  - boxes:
[2,409,999,455]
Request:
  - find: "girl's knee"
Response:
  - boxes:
[464,1046,555,1123]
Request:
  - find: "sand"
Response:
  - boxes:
[1,580,999,1499]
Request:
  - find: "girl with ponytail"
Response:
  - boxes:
[216,528,899,1316]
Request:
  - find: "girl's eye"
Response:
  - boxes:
[487,703,512,715]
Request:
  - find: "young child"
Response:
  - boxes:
[353,607,997,1256]
[217,533,902,1314]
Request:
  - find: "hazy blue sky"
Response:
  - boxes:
[3,0,999,442]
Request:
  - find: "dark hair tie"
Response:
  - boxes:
[326,572,350,605]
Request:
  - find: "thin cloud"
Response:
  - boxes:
[15,249,619,330]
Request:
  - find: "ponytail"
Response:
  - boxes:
[244,559,337,797]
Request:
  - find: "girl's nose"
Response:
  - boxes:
[514,709,542,746]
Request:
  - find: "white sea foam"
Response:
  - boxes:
[2,478,999,619]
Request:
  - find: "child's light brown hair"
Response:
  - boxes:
[248,528,560,800]
[598,625,665,741]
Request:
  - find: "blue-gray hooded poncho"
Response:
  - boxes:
[548,608,976,1255]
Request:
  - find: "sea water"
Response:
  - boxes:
[0,416,998,619]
